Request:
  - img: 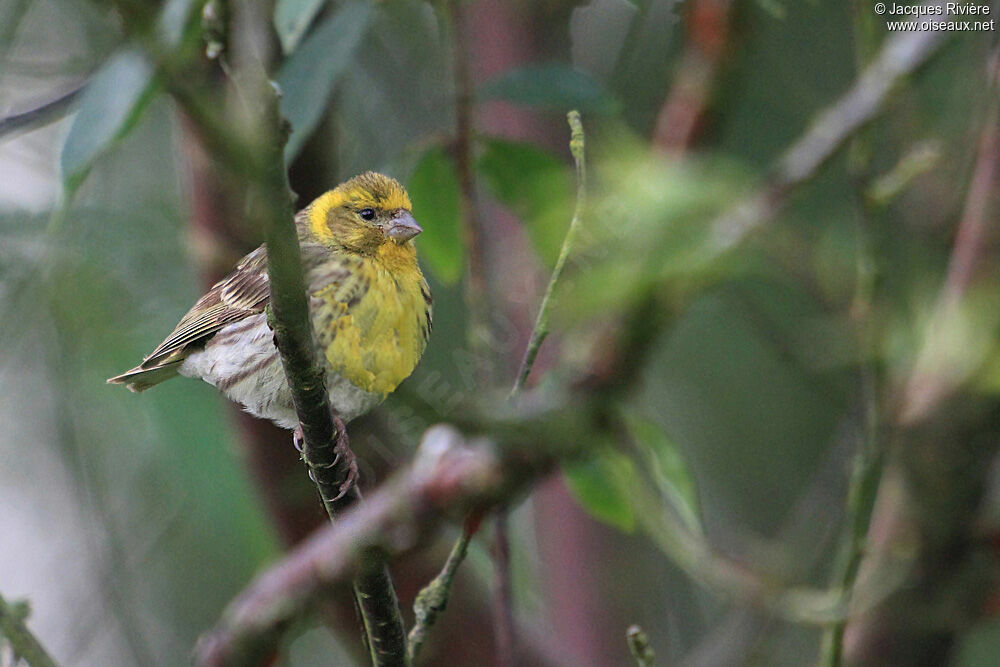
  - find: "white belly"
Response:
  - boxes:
[179,313,383,429]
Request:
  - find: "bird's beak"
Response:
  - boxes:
[387,210,422,243]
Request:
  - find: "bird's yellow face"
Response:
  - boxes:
[307,172,422,256]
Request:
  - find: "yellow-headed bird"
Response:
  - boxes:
[108,172,432,429]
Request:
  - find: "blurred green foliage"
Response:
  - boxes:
[407,145,463,284]
[2,96,278,664]
[564,446,639,533]
[479,63,620,115]
[476,138,573,266]
[278,0,373,161]
[60,50,155,189]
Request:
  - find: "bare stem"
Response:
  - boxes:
[0,593,58,667]
[651,0,733,154]
[898,47,1000,424]
[707,5,949,257]
[492,511,515,667]
[0,82,86,140]
[450,0,492,374]
[510,111,587,396]
[404,4,499,662]
[817,11,885,663]
[837,43,1000,667]
[818,364,882,666]
[406,112,589,661]
[445,4,516,656]
[626,625,655,667]
[406,527,473,663]
[452,1,517,651]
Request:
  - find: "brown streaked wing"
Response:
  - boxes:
[141,246,271,368]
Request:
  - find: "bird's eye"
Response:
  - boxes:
[359,208,376,221]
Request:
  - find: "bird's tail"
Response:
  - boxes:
[106,362,182,393]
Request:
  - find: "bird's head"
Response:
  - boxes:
[305,172,422,255]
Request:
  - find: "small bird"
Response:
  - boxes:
[108,172,432,431]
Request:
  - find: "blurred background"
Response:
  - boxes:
[1,0,999,665]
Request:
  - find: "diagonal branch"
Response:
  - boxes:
[194,422,591,666]
[195,408,855,664]
[511,111,588,396]
[0,82,86,141]
[898,48,1000,424]
[0,592,58,667]
[707,4,949,257]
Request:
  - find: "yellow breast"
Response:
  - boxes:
[311,245,431,396]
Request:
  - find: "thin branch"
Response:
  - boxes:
[864,141,942,205]
[451,28,517,656]
[405,113,589,661]
[233,53,407,667]
[626,625,655,667]
[450,0,492,375]
[840,44,1000,666]
[196,396,859,663]
[818,10,885,663]
[818,363,882,666]
[0,82,86,141]
[651,0,733,154]
[194,422,590,667]
[405,525,473,663]
[707,6,949,257]
[511,111,587,396]
[100,1,408,661]
[447,5,517,656]
[403,4,511,662]
[250,83,406,666]
[0,593,58,667]
[898,48,1000,424]
[491,511,516,667]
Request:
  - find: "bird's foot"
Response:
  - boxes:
[293,418,358,502]
[330,416,358,501]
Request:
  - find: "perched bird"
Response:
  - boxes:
[108,172,432,430]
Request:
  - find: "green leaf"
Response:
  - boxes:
[278,0,374,162]
[563,448,638,533]
[479,64,619,115]
[274,0,327,54]
[624,411,701,534]
[476,139,573,266]
[61,49,157,190]
[407,145,463,285]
